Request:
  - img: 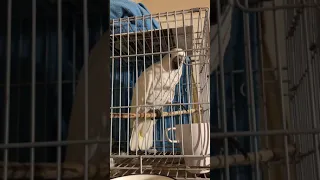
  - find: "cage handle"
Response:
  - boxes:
[165,127,178,143]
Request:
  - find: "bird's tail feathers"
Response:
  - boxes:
[130,118,155,151]
[131,118,155,139]
[138,118,155,137]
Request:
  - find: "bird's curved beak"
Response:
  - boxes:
[173,55,185,68]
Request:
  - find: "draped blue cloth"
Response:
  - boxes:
[110,0,160,34]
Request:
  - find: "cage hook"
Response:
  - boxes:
[240,83,246,97]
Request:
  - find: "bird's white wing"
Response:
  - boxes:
[130,66,155,151]
[169,86,176,103]
[130,68,154,114]
[136,67,158,150]
[139,68,154,110]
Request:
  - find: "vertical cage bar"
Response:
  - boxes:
[301,2,320,179]
[134,16,139,155]
[150,14,156,152]
[30,0,37,179]
[271,0,291,179]
[126,17,131,155]
[72,19,76,97]
[17,20,23,163]
[215,0,230,179]
[44,21,49,163]
[182,9,194,157]
[284,1,298,178]
[242,0,260,179]
[118,18,122,156]
[3,0,12,179]
[57,0,63,179]
[257,3,271,180]
[165,11,173,154]
[83,0,89,179]
[110,19,115,156]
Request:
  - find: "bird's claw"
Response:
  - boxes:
[155,109,162,119]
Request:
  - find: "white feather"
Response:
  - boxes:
[110,158,115,168]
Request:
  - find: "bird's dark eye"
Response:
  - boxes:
[171,56,183,69]
[177,56,184,65]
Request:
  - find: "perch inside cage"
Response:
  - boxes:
[111,108,203,119]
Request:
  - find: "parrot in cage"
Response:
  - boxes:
[129,48,187,151]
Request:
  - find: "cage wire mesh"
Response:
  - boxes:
[0,0,109,179]
[210,0,320,180]
[109,8,211,179]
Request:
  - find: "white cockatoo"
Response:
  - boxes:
[129,48,186,151]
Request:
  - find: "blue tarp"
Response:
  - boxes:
[110,0,160,33]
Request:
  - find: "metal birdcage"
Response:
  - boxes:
[109,8,211,179]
